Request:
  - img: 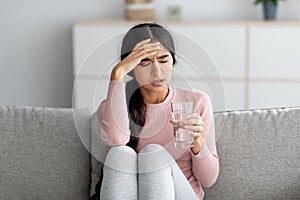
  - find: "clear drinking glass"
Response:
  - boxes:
[171,101,194,148]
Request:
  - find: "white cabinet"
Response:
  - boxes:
[73,24,131,76]
[249,26,300,79]
[72,21,300,112]
[72,23,132,111]
[170,25,246,78]
[248,25,300,109]
[249,82,300,109]
[168,24,246,112]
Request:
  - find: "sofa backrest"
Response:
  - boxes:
[204,107,300,199]
[0,106,92,200]
[1,106,299,200]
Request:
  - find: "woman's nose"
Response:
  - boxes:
[151,62,161,76]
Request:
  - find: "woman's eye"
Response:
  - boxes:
[139,62,151,67]
[159,60,168,63]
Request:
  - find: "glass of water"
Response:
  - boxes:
[171,101,194,148]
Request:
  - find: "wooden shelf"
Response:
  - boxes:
[73,20,300,27]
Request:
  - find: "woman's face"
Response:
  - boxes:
[133,43,174,95]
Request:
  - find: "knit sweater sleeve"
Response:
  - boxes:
[191,92,219,188]
[96,81,130,146]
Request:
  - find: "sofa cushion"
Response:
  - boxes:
[204,107,300,199]
[0,106,92,200]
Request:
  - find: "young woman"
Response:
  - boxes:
[96,23,219,200]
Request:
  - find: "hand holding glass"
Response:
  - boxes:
[171,102,194,148]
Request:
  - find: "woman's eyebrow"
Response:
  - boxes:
[157,55,169,59]
[141,58,152,62]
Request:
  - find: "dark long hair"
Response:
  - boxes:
[122,23,176,150]
[89,23,176,200]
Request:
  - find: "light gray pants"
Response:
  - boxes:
[100,144,199,200]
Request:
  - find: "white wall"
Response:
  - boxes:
[1,0,299,107]
[0,0,124,108]
[154,0,300,21]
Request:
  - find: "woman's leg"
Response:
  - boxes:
[138,144,199,200]
[171,158,200,200]
[100,146,137,200]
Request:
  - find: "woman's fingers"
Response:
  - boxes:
[112,39,161,78]
[184,114,204,126]
[133,49,157,61]
[133,38,151,50]
[130,40,161,67]
[138,42,160,51]
[133,44,160,58]
[133,39,159,51]
[186,131,202,138]
[184,125,204,133]
[186,113,202,120]
[182,113,205,138]
[118,44,158,69]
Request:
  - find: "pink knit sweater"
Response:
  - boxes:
[97,81,219,199]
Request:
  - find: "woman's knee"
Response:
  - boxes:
[104,145,137,173]
[139,144,165,154]
[138,144,175,173]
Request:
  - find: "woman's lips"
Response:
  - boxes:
[151,79,164,86]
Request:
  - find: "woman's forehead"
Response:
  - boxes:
[144,50,171,60]
[155,44,171,55]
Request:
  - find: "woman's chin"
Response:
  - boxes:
[142,84,168,93]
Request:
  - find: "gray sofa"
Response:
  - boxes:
[0,106,299,200]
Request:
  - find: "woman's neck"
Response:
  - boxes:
[140,87,169,104]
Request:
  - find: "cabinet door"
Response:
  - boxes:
[249,26,300,109]
[73,25,130,76]
[73,77,109,110]
[249,26,300,79]
[169,25,246,79]
[73,25,131,111]
[169,25,246,111]
[171,79,245,112]
[249,82,300,109]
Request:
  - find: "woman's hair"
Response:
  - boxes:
[122,23,176,150]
